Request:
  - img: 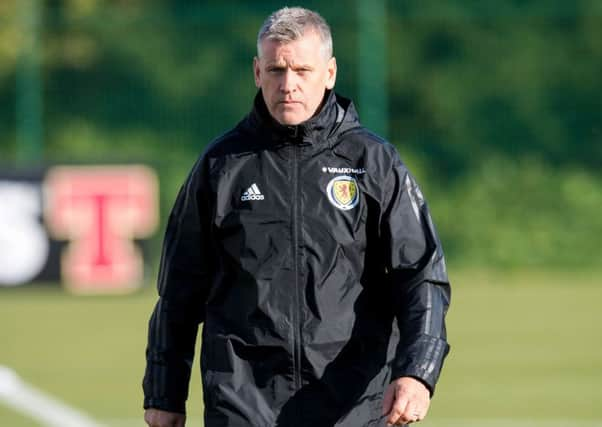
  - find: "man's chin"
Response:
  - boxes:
[274,113,311,126]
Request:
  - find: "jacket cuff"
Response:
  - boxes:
[142,356,191,415]
[143,396,186,415]
[391,334,450,396]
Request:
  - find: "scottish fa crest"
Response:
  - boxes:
[326,175,359,211]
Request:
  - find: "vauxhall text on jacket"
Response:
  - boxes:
[143,91,451,427]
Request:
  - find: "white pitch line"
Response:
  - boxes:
[0,365,105,427]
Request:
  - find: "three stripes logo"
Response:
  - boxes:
[241,183,264,201]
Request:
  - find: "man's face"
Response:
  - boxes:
[254,31,337,126]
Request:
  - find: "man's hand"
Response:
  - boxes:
[382,377,430,426]
[144,408,186,427]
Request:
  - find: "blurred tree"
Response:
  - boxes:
[388,0,602,181]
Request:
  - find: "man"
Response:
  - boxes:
[143,7,450,427]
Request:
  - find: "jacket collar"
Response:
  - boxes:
[247,89,355,144]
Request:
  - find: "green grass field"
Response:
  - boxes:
[1,269,601,426]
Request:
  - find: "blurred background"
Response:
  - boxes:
[1,0,601,426]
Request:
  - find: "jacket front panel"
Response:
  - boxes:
[202,133,404,426]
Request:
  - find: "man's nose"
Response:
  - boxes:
[280,69,297,93]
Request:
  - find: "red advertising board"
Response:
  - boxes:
[0,165,159,294]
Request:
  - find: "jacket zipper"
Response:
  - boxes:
[291,139,302,391]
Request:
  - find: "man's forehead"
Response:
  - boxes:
[265,54,313,67]
[262,49,321,67]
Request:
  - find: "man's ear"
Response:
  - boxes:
[253,57,261,88]
[325,56,337,90]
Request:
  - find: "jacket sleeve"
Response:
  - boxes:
[142,156,215,414]
[381,152,451,396]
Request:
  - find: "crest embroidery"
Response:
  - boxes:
[326,175,359,211]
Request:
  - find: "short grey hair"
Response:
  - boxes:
[257,7,333,60]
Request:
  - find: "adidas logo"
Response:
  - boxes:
[241,183,265,201]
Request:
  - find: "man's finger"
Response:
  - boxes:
[382,384,395,416]
[399,403,420,424]
[385,377,431,424]
[386,395,409,426]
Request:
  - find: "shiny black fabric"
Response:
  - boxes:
[143,90,451,427]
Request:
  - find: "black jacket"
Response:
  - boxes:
[143,90,451,427]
